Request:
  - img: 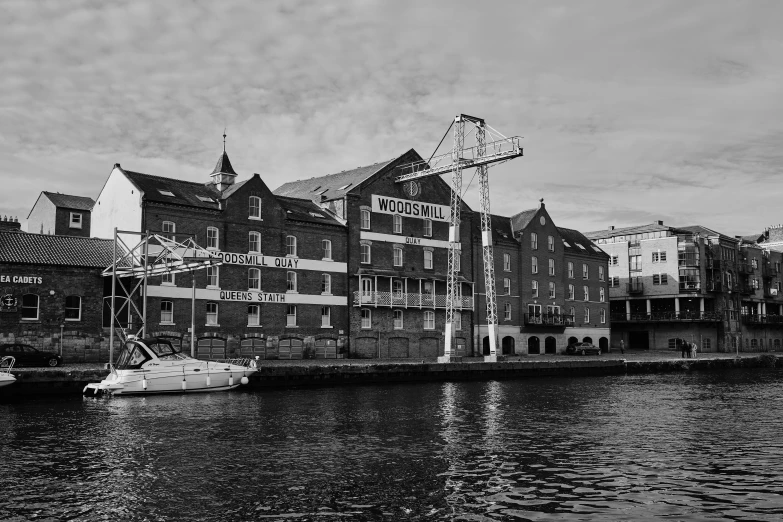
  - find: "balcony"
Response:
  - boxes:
[627,282,644,294]
[523,313,575,328]
[741,314,783,327]
[611,311,723,323]
[761,263,774,278]
[739,284,756,295]
[737,263,754,275]
[679,281,701,293]
[353,291,473,310]
[706,281,723,292]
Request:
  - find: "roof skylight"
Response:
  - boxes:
[562,239,571,247]
[197,196,216,203]
[576,243,586,250]
[158,190,175,197]
[338,183,352,190]
[309,212,324,218]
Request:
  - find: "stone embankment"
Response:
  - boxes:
[2,352,781,398]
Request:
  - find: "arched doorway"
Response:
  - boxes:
[582,336,593,344]
[599,337,609,351]
[568,336,578,346]
[527,336,540,354]
[502,336,515,355]
[545,336,557,354]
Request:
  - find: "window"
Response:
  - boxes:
[206,302,218,325]
[69,212,82,229]
[653,273,668,285]
[548,235,554,252]
[610,255,618,266]
[361,243,371,264]
[286,235,297,257]
[361,208,371,230]
[630,255,641,270]
[424,310,435,330]
[568,284,575,300]
[532,256,538,274]
[599,287,605,302]
[424,249,433,269]
[249,231,261,253]
[197,196,215,203]
[584,307,590,323]
[583,263,589,279]
[549,258,555,276]
[248,305,260,326]
[423,219,432,237]
[583,285,589,301]
[569,306,575,320]
[600,308,606,324]
[203,227,219,250]
[702,338,711,351]
[531,232,538,250]
[549,281,556,298]
[321,306,331,327]
[321,274,331,294]
[361,309,372,329]
[504,253,511,271]
[503,278,511,295]
[249,196,261,219]
[392,279,403,297]
[206,266,219,288]
[610,276,620,287]
[286,271,297,292]
[752,278,759,290]
[322,239,332,260]
[568,262,574,278]
[286,305,297,327]
[160,301,173,324]
[532,280,539,297]
[504,303,511,321]
[394,310,404,329]
[393,214,402,234]
[598,266,604,281]
[652,251,667,262]
[751,258,758,269]
[394,246,403,266]
[161,221,175,241]
[161,271,175,285]
[454,312,462,330]
[248,268,260,290]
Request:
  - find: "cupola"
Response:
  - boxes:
[210,131,237,191]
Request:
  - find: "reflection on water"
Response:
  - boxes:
[1,369,782,521]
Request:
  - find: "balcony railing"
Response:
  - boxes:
[706,282,722,292]
[523,313,575,327]
[679,282,701,292]
[353,291,473,310]
[627,282,644,294]
[610,311,723,322]
[739,284,756,294]
[741,314,783,326]
[737,263,754,274]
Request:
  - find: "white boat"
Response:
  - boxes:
[83,337,257,396]
[0,356,16,388]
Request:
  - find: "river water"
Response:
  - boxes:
[1,369,782,521]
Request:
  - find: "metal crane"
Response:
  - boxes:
[395,114,523,361]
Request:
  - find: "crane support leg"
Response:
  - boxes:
[477,123,500,361]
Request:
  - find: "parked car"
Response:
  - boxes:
[565,342,601,356]
[0,344,62,367]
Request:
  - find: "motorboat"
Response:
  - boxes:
[83,337,257,396]
[0,356,16,388]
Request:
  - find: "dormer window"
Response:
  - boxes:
[69,212,82,229]
[197,196,215,203]
[249,196,261,219]
[158,190,175,197]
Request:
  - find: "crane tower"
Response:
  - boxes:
[395,115,523,361]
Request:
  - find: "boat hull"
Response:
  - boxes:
[0,376,16,388]
[83,365,255,396]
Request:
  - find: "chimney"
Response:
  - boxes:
[656,220,664,226]
[539,198,545,209]
[608,226,615,231]
[0,215,21,231]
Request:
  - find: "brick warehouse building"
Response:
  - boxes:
[0,231,117,361]
[472,200,610,355]
[586,222,783,353]
[91,149,349,360]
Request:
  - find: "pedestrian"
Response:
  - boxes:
[691,342,698,359]
[619,339,625,354]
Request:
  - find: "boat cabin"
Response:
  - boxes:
[114,338,185,370]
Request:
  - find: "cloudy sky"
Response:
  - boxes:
[1,0,782,235]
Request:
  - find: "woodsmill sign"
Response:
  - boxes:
[371,195,450,222]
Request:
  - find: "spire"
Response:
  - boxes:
[210,130,237,191]
[223,127,227,152]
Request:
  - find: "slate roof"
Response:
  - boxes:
[211,151,237,176]
[509,208,538,234]
[123,169,222,210]
[469,212,517,244]
[277,196,344,227]
[0,231,117,268]
[677,225,738,242]
[557,227,608,258]
[43,192,95,211]
[273,158,396,201]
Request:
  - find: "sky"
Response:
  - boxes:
[1,0,782,236]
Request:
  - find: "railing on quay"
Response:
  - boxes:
[627,282,644,294]
[679,282,701,292]
[610,311,723,323]
[353,291,474,310]
[741,314,783,326]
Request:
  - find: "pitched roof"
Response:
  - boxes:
[273,158,396,201]
[123,169,222,210]
[558,227,608,258]
[584,222,672,239]
[211,151,237,176]
[42,192,95,211]
[277,196,344,227]
[509,208,538,234]
[0,231,117,268]
[469,212,516,244]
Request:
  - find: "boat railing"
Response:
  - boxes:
[215,357,255,368]
[1,356,15,373]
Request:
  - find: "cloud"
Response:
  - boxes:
[1,0,783,237]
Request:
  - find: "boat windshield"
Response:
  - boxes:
[145,340,179,359]
[114,341,152,370]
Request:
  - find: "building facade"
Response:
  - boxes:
[586,222,783,352]
[26,192,94,237]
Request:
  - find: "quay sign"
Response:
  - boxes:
[371,195,450,222]
[219,290,286,303]
[211,252,301,268]
[0,275,43,284]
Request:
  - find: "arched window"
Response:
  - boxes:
[206,227,219,249]
[423,249,433,269]
[393,246,403,266]
[582,336,593,344]
[21,294,39,320]
[360,208,371,229]
[600,308,606,323]
[532,256,538,274]
[64,295,81,321]
[249,231,261,253]
[286,235,297,257]
[248,268,260,290]
[249,196,261,219]
[751,338,758,349]
[322,239,332,260]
